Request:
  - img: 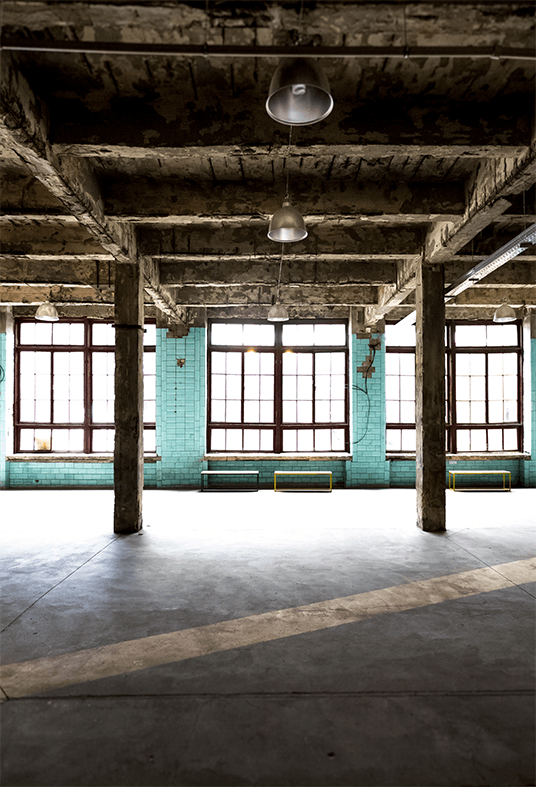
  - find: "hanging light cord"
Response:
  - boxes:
[275,244,284,302]
[285,125,293,200]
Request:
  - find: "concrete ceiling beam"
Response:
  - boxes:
[103,180,465,220]
[0,52,188,329]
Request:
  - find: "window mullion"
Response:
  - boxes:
[274,325,283,453]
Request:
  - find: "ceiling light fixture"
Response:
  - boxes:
[268,127,308,243]
[493,304,517,323]
[266,58,333,126]
[35,301,59,322]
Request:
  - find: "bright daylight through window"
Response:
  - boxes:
[385,321,523,453]
[15,320,156,453]
[208,321,349,453]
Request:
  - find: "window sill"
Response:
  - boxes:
[7,454,161,463]
[387,452,530,462]
[204,453,352,461]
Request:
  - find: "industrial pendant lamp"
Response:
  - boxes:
[268,196,307,243]
[266,58,333,126]
[35,301,59,322]
[493,304,517,323]
[267,246,289,322]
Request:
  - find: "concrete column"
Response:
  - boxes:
[114,261,144,533]
[416,262,446,532]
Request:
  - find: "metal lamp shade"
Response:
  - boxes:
[493,304,517,323]
[35,301,59,322]
[268,200,308,242]
[266,58,333,126]
[267,303,289,322]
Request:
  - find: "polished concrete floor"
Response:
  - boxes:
[1,487,535,787]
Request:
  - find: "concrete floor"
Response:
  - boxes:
[1,487,535,787]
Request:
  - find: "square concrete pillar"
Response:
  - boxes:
[114,262,144,534]
[416,262,446,532]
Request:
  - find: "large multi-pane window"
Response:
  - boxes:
[208,321,349,453]
[14,319,156,453]
[385,321,523,453]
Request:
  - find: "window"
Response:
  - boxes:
[385,321,523,453]
[208,321,349,453]
[15,319,156,453]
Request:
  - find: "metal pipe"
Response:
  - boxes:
[1,39,534,61]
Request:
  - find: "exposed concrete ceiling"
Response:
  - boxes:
[1,1,535,328]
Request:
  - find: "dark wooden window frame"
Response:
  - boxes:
[207,319,350,453]
[14,318,156,454]
[386,320,523,453]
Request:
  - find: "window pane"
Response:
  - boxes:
[226,376,242,399]
[503,429,518,450]
[226,400,241,422]
[211,323,243,346]
[297,429,314,451]
[211,429,226,451]
[331,429,345,451]
[386,401,400,423]
[242,324,275,346]
[282,376,297,400]
[455,325,486,346]
[20,322,52,345]
[469,402,485,423]
[226,429,242,450]
[144,324,157,346]
[283,401,297,422]
[331,401,345,423]
[385,354,400,374]
[297,401,313,423]
[211,352,226,374]
[92,323,115,345]
[457,401,470,422]
[488,401,503,422]
[297,376,313,400]
[243,429,260,451]
[259,401,274,423]
[400,401,415,423]
[457,430,470,451]
[52,323,84,345]
[314,430,331,451]
[385,323,416,347]
[314,324,346,346]
[283,430,297,452]
[385,376,400,401]
[399,354,415,375]
[144,430,156,452]
[486,324,517,346]
[282,351,297,374]
[315,401,330,422]
[211,400,225,421]
[244,376,260,399]
[226,353,242,375]
[144,401,156,422]
[244,351,260,374]
[297,354,313,375]
[488,429,503,450]
[260,431,273,451]
[504,401,517,422]
[401,430,416,451]
[386,429,402,451]
[282,324,314,346]
[244,401,260,422]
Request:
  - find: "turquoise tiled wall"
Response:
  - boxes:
[1,327,535,489]
[523,336,536,486]
[0,333,6,488]
[156,327,207,487]
[346,334,389,487]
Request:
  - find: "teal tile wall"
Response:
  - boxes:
[523,336,536,487]
[156,327,207,487]
[0,334,6,488]
[346,335,389,487]
[2,329,535,489]
[7,460,159,489]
